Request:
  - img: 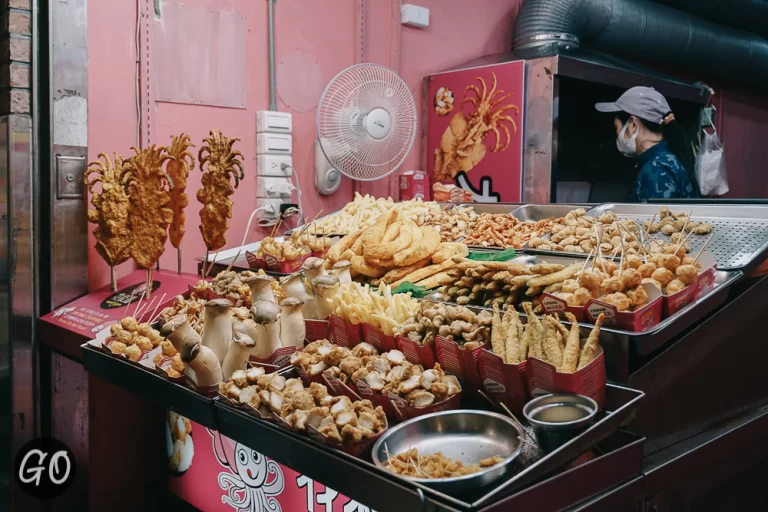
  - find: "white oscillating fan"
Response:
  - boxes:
[315,63,417,187]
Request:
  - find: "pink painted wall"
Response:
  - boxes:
[86,0,522,289]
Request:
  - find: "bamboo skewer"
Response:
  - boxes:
[498,402,540,449]
[177,241,183,275]
[145,268,154,299]
[110,266,117,292]
[693,234,714,264]
[150,293,167,323]
[578,249,595,274]
[132,291,146,319]
[122,289,137,320]
[135,294,158,321]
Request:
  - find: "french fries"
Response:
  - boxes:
[329,282,421,336]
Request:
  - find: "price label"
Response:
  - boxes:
[541,294,565,312]
[483,378,506,394]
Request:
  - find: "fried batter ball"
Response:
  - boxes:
[637,262,657,279]
[676,264,698,285]
[641,278,663,292]
[659,254,681,272]
[578,269,604,291]
[602,276,624,294]
[651,267,675,286]
[626,286,648,307]
[602,292,631,312]
[624,255,643,270]
[573,287,593,306]
[620,268,642,289]
[665,279,686,295]
[561,279,579,294]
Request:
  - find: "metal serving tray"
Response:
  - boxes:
[586,203,768,272]
[215,383,643,511]
[81,344,218,428]
[509,204,584,222]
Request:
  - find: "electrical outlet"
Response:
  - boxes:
[257,155,293,177]
[257,176,293,198]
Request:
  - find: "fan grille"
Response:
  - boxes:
[317,64,417,181]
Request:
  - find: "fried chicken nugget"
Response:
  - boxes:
[561,312,581,373]
[577,313,604,370]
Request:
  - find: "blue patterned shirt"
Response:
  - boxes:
[631,141,697,202]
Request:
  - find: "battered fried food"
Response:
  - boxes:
[626,285,648,307]
[85,152,132,266]
[665,279,686,295]
[464,213,560,248]
[676,264,698,285]
[166,134,195,249]
[527,263,582,288]
[651,267,675,286]
[561,312,581,373]
[620,268,642,289]
[504,307,522,364]
[394,226,441,267]
[121,145,174,269]
[197,131,245,252]
[578,313,604,370]
[542,316,564,368]
[602,292,631,312]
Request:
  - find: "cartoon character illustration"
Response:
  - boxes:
[209,429,284,512]
[53,306,76,318]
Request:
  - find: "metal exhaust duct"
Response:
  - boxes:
[512,0,768,87]
[654,0,768,40]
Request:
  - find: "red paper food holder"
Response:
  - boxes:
[305,319,330,342]
[395,335,437,368]
[540,293,586,322]
[245,250,265,270]
[585,283,662,332]
[265,253,310,274]
[386,382,462,422]
[434,336,486,389]
[248,346,297,369]
[362,323,398,353]
[328,314,364,348]
[663,251,717,315]
[477,350,529,414]
[526,346,606,408]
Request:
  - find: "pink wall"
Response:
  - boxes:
[87,0,522,289]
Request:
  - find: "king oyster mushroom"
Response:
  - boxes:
[280,272,316,319]
[332,260,352,285]
[245,274,276,303]
[201,298,234,363]
[160,315,201,354]
[251,300,282,358]
[311,275,340,320]
[302,257,327,284]
[182,342,223,388]
[221,332,256,380]
[279,298,306,349]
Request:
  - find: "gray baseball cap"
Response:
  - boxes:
[595,86,672,125]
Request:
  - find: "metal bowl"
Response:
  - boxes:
[371,409,524,494]
[523,393,598,453]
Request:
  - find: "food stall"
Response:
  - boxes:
[38,184,768,510]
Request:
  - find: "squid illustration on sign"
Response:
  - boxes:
[433,71,519,181]
[209,429,285,512]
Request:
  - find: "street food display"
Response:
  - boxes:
[465,213,561,248]
[84,153,132,277]
[385,449,504,478]
[644,206,713,235]
[394,302,492,348]
[197,130,245,256]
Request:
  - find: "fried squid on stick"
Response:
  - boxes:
[166,134,195,272]
[85,152,132,291]
[121,145,175,297]
[197,131,245,275]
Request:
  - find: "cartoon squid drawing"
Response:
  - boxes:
[209,429,285,512]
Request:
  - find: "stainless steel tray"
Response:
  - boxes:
[586,203,768,272]
[441,202,521,215]
[509,204,584,222]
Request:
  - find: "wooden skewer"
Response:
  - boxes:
[296,210,324,239]
[498,402,540,449]
[131,290,146,319]
[679,210,693,235]
[145,268,153,300]
[110,266,117,292]
[122,289,136,320]
[578,249,595,274]
[150,293,167,323]
[675,227,696,254]
[177,242,183,275]
[618,233,626,277]
[202,250,209,279]
[693,234,714,264]
[135,294,158,321]
[593,225,608,274]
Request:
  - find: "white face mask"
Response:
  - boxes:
[616,119,639,157]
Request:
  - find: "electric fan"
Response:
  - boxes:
[315,63,417,186]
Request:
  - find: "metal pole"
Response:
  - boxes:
[267,0,277,111]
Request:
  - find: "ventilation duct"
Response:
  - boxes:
[512,0,768,87]
[654,0,768,40]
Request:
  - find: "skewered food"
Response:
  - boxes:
[84,152,132,267]
[465,213,561,249]
[385,448,504,478]
[107,315,162,361]
[489,306,605,372]
[197,130,245,252]
[121,145,174,269]
[394,302,492,348]
[166,134,195,250]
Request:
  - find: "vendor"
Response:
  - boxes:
[596,86,699,202]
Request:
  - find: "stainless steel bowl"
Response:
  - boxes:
[371,409,524,494]
[523,393,598,453]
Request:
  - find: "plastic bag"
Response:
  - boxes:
[695,113,729,196]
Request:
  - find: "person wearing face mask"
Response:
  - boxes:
[596,86,699,202]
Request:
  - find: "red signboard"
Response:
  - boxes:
[427,60,525,202]
[168,416,375,511]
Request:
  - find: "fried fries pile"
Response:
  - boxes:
[121,145,175,269]
[219,368,387,443]
[465,213,561,248]
[385,448,504,479]
[325,210,467,288]
[329,282,421,335]
[85,153,132,267]
[394,302,492,348]
[166,134,195,250]
[490,304,604,372]
[308,193,442,235]
[197,131,245,252]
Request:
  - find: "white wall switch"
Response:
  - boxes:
[256,132,292,155]
[257,110,292,134]
[401,4,429,28]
